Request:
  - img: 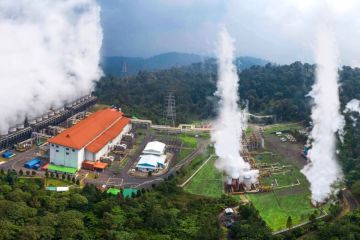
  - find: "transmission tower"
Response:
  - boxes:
[121,61,128,75]
[121,61,131,104]
[164,92,176,127]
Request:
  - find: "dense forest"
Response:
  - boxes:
[0,165,359,239]
[95,62,360,123]
[0,170,277,240]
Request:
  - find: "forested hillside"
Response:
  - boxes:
[95,62,360,124]
[101,53,268,76]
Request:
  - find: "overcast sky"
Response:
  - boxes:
[98,0,360,65]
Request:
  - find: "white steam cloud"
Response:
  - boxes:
[344,99,360,113]
[344,99,360,126]
[0,0,103,133]
[301,25,344,204]
[211,28,258,182]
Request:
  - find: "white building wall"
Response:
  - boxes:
[85,151,95,161]
[88,123,132,161]
[94,144,110,160]
[49,144,82,169]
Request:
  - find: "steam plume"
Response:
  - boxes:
[301,25,344,203]
[0,0,103,133]
[344,99,360,114]
[344,99,360,126]
[211,28,258,182]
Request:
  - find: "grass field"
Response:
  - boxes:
[264,122,304,134]
[184,156,224,198]
[45,178,72,187]
[256,152,306,187]
[250,151,320,231]
[247,187,317,231]
[178,134,198,148]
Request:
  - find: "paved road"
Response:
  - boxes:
[85,135,208,189]
[0,148,43,174]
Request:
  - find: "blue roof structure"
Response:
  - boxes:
[24,158,41,169]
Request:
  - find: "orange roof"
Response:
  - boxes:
[94,161,108,169]
[48,109,128,150]
[86,117,130,153]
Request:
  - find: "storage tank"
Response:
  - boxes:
[36,117,43,122]
[28,118,37,125]
[65,103,72,108]
[9,127,17,133]
[243,175,253,190]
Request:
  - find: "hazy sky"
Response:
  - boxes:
[99,0,360,65]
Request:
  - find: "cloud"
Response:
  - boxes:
[99,0,360,65]
[0,0,102,133]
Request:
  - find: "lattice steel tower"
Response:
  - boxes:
[164,92,176,127]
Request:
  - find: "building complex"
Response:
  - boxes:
[48,108,131,172]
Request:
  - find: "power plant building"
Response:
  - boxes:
[48,108,131,170]
[136,141,167,172]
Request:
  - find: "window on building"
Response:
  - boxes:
[66,152,69,155]
[72,149,75,152]
[66,148,69,150]
[56,150,59,152]
[56,145,59,148]
[51,144,54,147]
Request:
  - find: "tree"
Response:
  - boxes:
[45,171,49,178]
[25,170,30,176]
[19,169,23,176]
[67,175,71,181]
[50,172,54,178]
[61,174,65,180]
[286,216,293,229]
[351,180,360,199]
[76,179,80,185]
[70,194,88,210]
[31,171,36,176]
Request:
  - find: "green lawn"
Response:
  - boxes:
[264,122,303,134]
[45,178,72,187]
[249,151,320,231]
[178,134,198,148]
[245,127,253,137]
[255,152,306,187]
[184,157,224,198]
[247,187,317,231]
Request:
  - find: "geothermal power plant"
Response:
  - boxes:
[0,95,97,151]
